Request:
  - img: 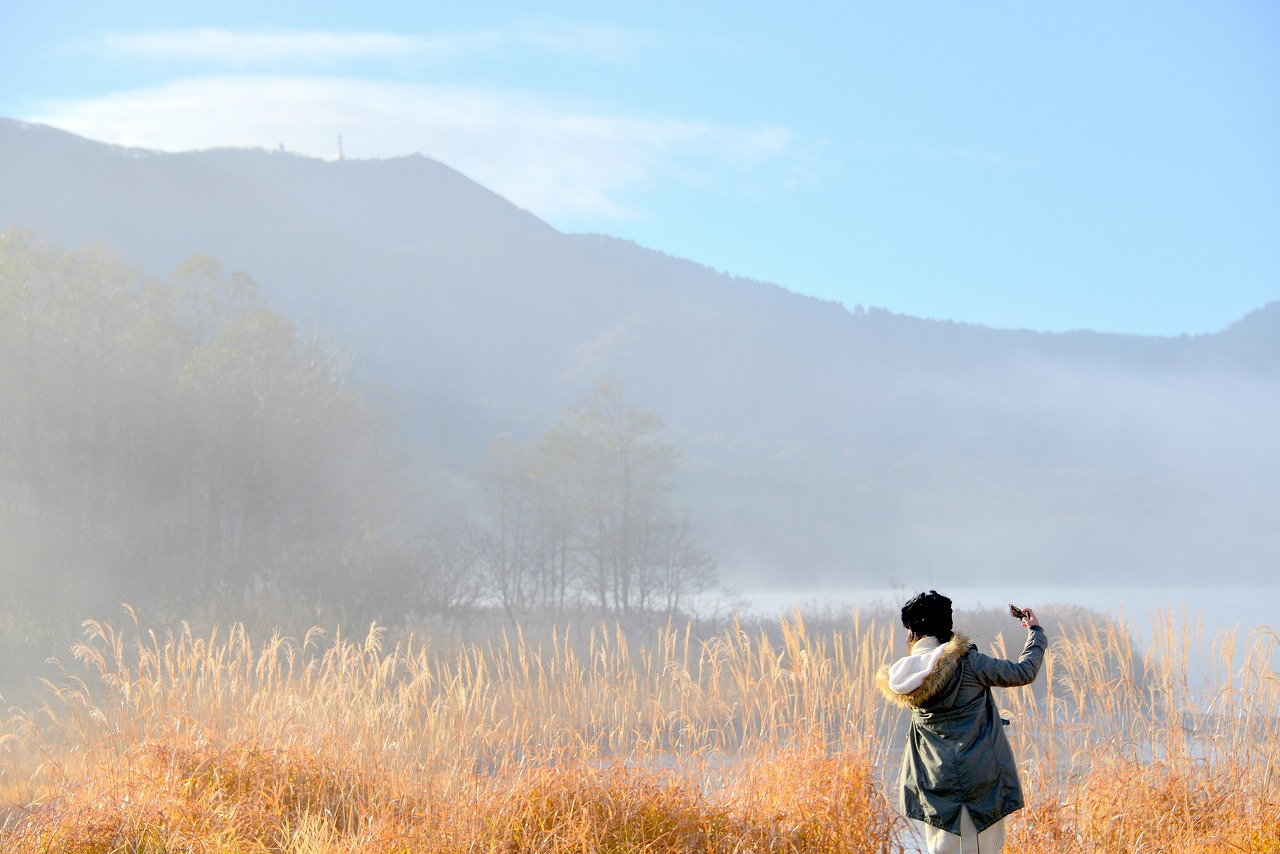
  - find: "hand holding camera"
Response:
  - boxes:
[1008,604,1038,628]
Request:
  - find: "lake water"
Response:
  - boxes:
[730,583,1279,673]
[734,583,1276,635]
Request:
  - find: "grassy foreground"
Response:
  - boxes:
[1,609,1276,853]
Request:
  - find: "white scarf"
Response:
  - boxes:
[886,636,949,694]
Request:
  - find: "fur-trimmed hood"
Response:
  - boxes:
[876,633,972,710]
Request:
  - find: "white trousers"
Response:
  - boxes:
[910,806,1005,854]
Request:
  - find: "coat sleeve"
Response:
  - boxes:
[967,625,1047,688]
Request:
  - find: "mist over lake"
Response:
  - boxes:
[737,584,1277,641]
[4,120,1277,614]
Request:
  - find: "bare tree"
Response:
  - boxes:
[477,381,716,620]
[477,437,540,620]
[413,509,483,624]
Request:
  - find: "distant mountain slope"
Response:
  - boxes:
[3,118,1277,586]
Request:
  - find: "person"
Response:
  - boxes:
[876,591,1046,854]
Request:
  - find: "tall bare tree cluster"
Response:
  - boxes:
[477,383,716,622]
[0,231,409,625]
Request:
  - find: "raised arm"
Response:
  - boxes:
[968,624,1048,688]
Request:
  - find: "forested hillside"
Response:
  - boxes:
[2,119,1277,595]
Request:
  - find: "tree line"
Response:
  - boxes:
[0,230,716,650]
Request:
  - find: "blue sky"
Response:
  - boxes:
[3,2,1277,336]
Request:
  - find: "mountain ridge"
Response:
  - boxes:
[8,118,1272,341]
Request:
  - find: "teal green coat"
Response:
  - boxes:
[876,627,1047,835]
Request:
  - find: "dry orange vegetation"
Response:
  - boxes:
[0,608,1275,853]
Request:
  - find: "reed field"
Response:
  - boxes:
[0,606,1276,853]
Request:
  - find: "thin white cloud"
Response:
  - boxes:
[101,30,433,63]
[29,76,796,221]
[97,25,648,65]
[504,22,651,63]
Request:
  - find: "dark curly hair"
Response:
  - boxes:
[901,590,954,641]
